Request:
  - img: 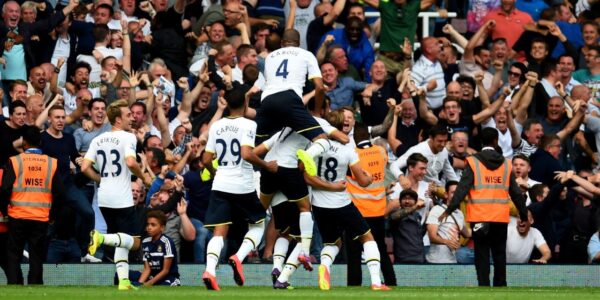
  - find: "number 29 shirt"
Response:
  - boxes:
[205,117,257,194]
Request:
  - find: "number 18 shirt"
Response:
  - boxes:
[205,117,257,194]
[84,130,137,208]
[311,141,360,209]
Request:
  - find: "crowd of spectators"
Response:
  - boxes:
[0,0,600,270]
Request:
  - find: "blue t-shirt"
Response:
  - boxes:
[142,234,179,279]
[40,131,80,182]
[515,0,548,21]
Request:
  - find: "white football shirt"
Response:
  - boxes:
[311,141,359,209]
[84,130,137,208]
[205,117,257,194]
[261,46,321,99]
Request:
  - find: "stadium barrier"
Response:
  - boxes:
[1,264,599,287]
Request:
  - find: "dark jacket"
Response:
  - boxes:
[446,148,528,221]
[0,10,67,72]
[529,148,564,187]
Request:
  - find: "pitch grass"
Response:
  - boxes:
[2,286,600,300]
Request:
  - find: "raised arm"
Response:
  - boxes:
[417,89,438,125]
[323,0,346,25]
[463,20,494,62]
[557,101,586,141]
[441,24,468,49]
[473,87,509,124]
[286,0,297,30]
[370,99,397,137]
[121,19,132,74]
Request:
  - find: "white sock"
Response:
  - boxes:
[205,236,224,276]
[306,139,330,158]
[320,245,339,272]
[299,212,313,255]
[278,243,302,283]
[235,222,265,261]
[363,241,382,286]
[115,247,130,281]
[272,237,289,271]
[103,233,134,249]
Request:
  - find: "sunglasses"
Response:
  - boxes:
[508,71,521,78]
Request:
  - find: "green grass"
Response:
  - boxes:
[2,286,600,300]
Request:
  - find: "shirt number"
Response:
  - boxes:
[216,138,242,166]
[97,149,122,177]
[276,59,289,79]
[317,157,338,181]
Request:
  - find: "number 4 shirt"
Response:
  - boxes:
[84,130,137,208]
[311,141,360,209]
[205,117,257,194]
[261,46,321,100]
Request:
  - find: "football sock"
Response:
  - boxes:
[115,247,130,281]
[278,243,302,282]
[299,212,313,255]
[273,237,289,271]
[205,236,224,276]
[364,241,382,286]
[320,245,339,272]
[103,233,134,249]
[235,222,265,261]
[306,139,330,158]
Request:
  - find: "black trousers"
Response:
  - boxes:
[6,217,48,285]
[0,232,8,277]
[472,222,507,287]
[345,216,397,286]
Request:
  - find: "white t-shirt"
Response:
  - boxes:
[506,224,547,263]
[205,117,257,194]
[262,46,321,99]
[311,140,359,209]
[425,204,465,263]
[482,118,513,158]
[60,87,101,115]
[51,36,71,88]
[232,65,266,90]
[96,46,124,61]
[84,130,137,208]
[263,117,336,168]
[283,0,318,50]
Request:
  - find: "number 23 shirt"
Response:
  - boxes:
[84,130,137,208]
[205,117,257,194]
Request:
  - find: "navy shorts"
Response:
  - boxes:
[271,200,301,236]
[100,206,140,236]
[204,191,266,227]
[255,90,324,144]
[260,167,309,201]
[312,203,371,245]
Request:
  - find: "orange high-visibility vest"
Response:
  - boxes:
[8,153,57,222]
[0,169,6,232]
[465,156,511,223]
[347,145,388,218]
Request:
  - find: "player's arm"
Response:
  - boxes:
[145,257,173,286]
[349,162,372,187]
[81,159,101,184]
[241,145,277,173]
[126,155,151,186]
[312,77,325,115]
[303,172,347,191]
[137,261,152,284]
[202,150,216,175]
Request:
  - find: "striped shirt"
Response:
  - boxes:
[411,56,446,109]
[513,139,538,158]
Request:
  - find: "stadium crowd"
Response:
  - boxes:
[0,0,600,287]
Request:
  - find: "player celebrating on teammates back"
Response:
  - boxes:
[201,89,278,291]
[305,110,390,291]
